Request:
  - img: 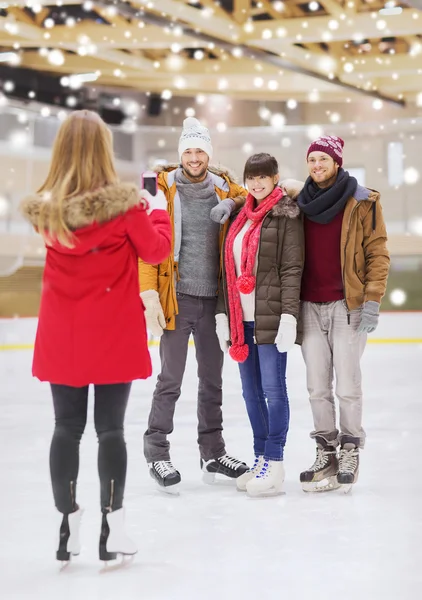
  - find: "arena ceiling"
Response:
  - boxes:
[0,0,421,107]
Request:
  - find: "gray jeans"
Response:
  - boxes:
[144,293,226,462]
[301,300,367,448]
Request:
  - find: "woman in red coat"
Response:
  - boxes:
[20,110,171,563]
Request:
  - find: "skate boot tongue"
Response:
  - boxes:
[342,442,357,451]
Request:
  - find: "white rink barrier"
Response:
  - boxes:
[0,314,421,350]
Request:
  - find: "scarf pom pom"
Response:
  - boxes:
[229,343,249,363]
[236,275,256,295]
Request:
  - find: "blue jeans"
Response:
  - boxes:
[238,322,289,461]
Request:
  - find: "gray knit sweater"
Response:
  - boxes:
[175,169,221,297]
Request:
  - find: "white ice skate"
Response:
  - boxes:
[236,456,264,492]
[100,508,137,562]
[246,460,285,498]
[56,508,84,562]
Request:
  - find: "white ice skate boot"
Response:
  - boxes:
[56,508,84,562]
[246,460,285,497]
[236,456,264,492]
[99,508,138,562]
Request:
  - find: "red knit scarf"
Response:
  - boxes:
[225,186,283,362]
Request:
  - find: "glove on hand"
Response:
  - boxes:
[141,289,166,337]
[215,313,230,353]
[140,189,167,215]
[275,314,297,353]
[357,301,380,334]
[210,198,236,224]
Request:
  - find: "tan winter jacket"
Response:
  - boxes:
[217,188,305,345]
[138,164,247,330]
[341,184,390,310]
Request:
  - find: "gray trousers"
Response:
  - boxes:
[143,293,226,462]
[301,300,367,448]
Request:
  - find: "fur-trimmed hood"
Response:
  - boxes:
[272,178,304,219]
[154,162,239,184]
[20,182,143,232]
[272,194,301,219]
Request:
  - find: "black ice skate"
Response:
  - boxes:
[337,441,359,493]
[148,460,181,494]
[200,454,249,484]
[300,436,340,492]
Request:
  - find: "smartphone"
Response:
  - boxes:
[142,171,158,196]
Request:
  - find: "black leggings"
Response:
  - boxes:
[50,383,131,514]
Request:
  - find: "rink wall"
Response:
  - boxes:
[0,314,421,350]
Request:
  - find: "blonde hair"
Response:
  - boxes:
[37,110,119,246]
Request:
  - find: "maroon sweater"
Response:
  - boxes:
[301,211,344,302]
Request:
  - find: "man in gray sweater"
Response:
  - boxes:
[140,117,249,493]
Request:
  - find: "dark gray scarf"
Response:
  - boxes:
[297,168,357,224]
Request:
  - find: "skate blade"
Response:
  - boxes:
[302,476,341,493]
[156,482,180,496]
[340,483,354,494]
[202,471,216,485]
[100,554,135,572]
[246,487,284,498]
[202,472,238,487]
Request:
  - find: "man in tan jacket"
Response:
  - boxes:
[297,135,390,492]
[139,117,249,493]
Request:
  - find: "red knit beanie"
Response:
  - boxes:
[307,135,345,167]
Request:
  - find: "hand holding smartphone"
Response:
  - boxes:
[141,171,158,196]
[141,171,167,214]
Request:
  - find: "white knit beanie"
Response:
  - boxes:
[178,117,213,161]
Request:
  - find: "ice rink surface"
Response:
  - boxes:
[1,319,421,600]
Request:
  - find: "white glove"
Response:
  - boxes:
[141,289,166,337]
[275,314,297,353]
[215,313,230,353]
[140,189,167,215]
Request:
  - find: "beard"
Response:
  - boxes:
[182,164,208,181]
[312,167,338,188]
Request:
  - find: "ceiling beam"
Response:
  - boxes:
[136,0,242,42]
[97,0,404,106]
[232,0,251,24]
[243,8,422,44]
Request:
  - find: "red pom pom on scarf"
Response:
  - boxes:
[229,343,249,363]
[236,275,256,295]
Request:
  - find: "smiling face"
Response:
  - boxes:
[307,151,339,188]
[245,174,279,202]
[181,148,209,182]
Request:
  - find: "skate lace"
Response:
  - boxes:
[257,461,270,478]
[339,449,358,474]
[310,448,332,472]
[250,456,262,473]
[219,454,245,470]
[154,461,177,477]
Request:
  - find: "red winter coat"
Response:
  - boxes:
[20,183,171,386]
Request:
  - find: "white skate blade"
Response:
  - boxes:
[202,471,216,485]
[302,476,340,493]
[340,483,354,494]
[247,487,284,498]
[156,481,180,496]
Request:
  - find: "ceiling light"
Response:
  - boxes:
[270,113,286,130]
[47,49,65,66]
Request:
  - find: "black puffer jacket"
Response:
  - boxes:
[217,193,304,345]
